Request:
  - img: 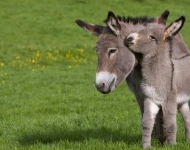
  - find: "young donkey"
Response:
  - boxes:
[125,16,188,148]
[76,11,190,147]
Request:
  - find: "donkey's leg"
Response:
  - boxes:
[162,93,177,145]
[142,99,159,148]
[178,102,190,141]
[136,97,166,144]
[154,108,168,145]
[152,111,161,139]
[152,109,165,139]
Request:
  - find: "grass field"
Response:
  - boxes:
[1,0,190,149]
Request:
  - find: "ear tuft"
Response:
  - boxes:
[75,19,90,32]
[164,16,185,39]
[104,11,116,23]
[158,10,170,25]
[75,19,86,28]
[75,19,104,36]
[104,11,121,35]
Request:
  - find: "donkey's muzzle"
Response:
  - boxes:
[95,72,116,94]
[125,33,139,47]
[96,82,110,94]
[124,36,134,47]
[95,78,115,94]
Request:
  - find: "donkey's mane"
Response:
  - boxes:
[116,16,156,25]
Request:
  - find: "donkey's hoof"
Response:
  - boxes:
[161,139,169,146]
[159,136,168,145]
[142,143,151,149]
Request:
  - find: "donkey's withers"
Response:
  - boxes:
[125,16,187,148]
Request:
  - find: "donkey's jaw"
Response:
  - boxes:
[95,71,117,94]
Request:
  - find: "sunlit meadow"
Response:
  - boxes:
[1,0,190,150]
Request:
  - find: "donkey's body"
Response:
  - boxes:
[126,16,188,148]
[76,11,190,148]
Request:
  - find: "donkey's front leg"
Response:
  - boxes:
[154,109,167,145]
[142,99,159,148]
[162,93,177,145]
[178,102,190,141]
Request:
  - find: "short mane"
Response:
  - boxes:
[104,16,156,25]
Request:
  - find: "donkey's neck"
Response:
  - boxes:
[141,42,174,93]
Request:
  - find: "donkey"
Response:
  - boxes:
[75,11,190,147]
[76,12,157,94]
[125,16,189,148]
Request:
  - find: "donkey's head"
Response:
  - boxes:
[76,11,167,94]
[125,14,185,56]
[76,11,137,94]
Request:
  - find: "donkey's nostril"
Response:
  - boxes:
[101,82,106,90]
[96,82,106,91]
[124,36,134,47]
[127,36,134,43]
[125,33,139,47]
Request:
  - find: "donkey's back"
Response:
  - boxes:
[174,56,190,102]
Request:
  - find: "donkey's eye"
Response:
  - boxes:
[149,35,156,41]
[108,48,117,57]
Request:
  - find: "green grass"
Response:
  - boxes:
[1,0,190,149]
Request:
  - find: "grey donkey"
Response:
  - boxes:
[125,15,188,148]
[76,11,190,147]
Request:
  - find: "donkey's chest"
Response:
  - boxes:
[141,71,170,104]
[142,84,164,105]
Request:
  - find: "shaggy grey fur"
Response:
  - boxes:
[125,16,187,148]
[76,11,190,148]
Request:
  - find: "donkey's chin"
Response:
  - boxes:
[97,85,116,94]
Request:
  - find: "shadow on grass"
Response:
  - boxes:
[18,126,141,145]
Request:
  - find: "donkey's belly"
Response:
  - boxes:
[143,85,163,105]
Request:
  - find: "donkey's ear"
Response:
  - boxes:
[158,10,170,25]
[164,16,185,39]
[75,19,104,36]
[104,11,121,36]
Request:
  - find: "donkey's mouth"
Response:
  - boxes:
[125,41,134,47]
[109,77,116,91]
[95,78,116,94]
[126,42,134,47]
